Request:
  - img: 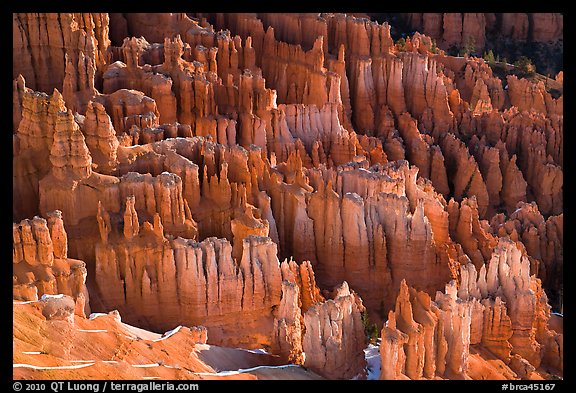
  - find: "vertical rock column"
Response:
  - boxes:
[303,282,367,379]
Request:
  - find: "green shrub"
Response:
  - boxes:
[396,37,407,51]
[483,49,496,64]
[430,38,439,54]
[361,311,380,345]
[514,56,536,76]
[460,36,476,57]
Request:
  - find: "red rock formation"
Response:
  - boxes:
[102,55,177,124]
[397,113,431,179]
[13,12,563,380]
[501,13,529,41]
[460,238,563,372]
[462,13,486,51]
[261,31,340,110]
[447,197,497,270]
[13,13,110,96]
[530,13,563,43]
[501,155,528,213]
[489,202,563,311]
[380,310,410,379]
[37,103,112,227]
[380,279,476,379]
[460,59,505,111]
[429,145,450,198]
[13,211,89,315]
[399,13,562,50]
[442,13,463,48]
[272,279,303,364]
[305,159,462,322]
[15,93,100,263]
[120,13,214,47]
[13,75,28,133]
[303,282,366,379]
[36,119,199,248]
[381,239,562,379]
[280,259,324,312]
[49,109,93,181]
[507,76,546,115]
[14,298,329,380]
[202,13,399,135]
[272,259,324,364]
[458,108,563,218]
[95,194,366,378]
[95,198,281,347]
[94,89,160,135]
[79,101,119,174]
[479,296,514,362]
[231,200,269,262]
[110,37,158,68]
[281,103,361,166]
[440,132,490,218]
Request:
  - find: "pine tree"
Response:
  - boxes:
[483,49,496,64]
[430,38,438,54]
[460,36,476,57]
[396,37,407,51]
[514,56,536,76]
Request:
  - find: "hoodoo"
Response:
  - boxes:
[13,12,562,381]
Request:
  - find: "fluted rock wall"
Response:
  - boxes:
[94,195,366,377]
[14,87,74,221]
[397,13,562,51]
[96,205,281,347]
[13,13,109,109]
[381,237,562,379]
[13,12,562,380]
[303,282,367,379]
[489,201,562,311]
[13,211,90,315]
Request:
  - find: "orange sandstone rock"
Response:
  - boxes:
[13,211,90,316]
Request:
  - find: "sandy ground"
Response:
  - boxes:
[13,300,322,380]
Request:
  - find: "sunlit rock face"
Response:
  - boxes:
[13,12,562,380]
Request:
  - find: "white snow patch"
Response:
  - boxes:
[553,312,563,317]
[102,360,118,364]
[88,313,108,320]
[132,363,161,368]
[70,360,96,363]
[364,343,381,380]
[241,348,269,355]
[77,329,108,333]
[22,351,43,355]
[121,322,162,341]
[153,326,182,341]
[194,364,299,376]
[14,363,95,370]
[232,364,299,375]
[40,294,64,300]
[13,300,38,305]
